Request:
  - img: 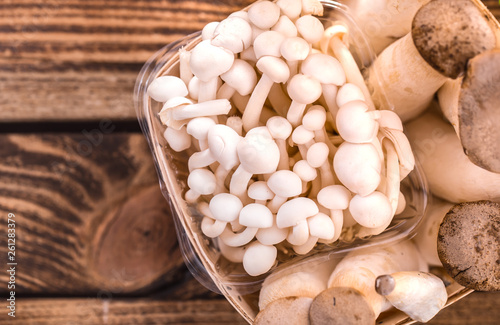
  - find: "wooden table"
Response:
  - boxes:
[0,1,498,324]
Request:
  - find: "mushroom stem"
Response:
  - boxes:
[214,165,230,194]
[320,83,339,124]
[179,47,193,85]
[171,98,231,120]
[229,165,254,199]
[216,83,236,100]
[219,225,258,247]
[188,149,216,171]
[286,220,310,246]
[383,140,400,216]
[242,74,275,131]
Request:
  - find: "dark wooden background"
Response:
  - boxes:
[0,0,499,324]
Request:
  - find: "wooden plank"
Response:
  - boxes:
[0,0,255,122]
[0,298,247,325]
[0,133,185,294]
[0,292,498,324]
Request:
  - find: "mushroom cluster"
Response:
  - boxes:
[148,0,416,277]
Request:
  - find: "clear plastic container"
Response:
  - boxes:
[133,0,473,323]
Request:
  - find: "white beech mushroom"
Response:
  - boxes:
[306,142,334,187]
[239,203,274,229]
[267,170,303,213]
[230,127,281,199]
[199,202,228,238]
[217,59,258,100]
[242,241,277,276]
[188,124,240,172]
[266,117,293,171]
[336,83,365,107]
[276,0,302,20]
[366,0,497,122]
[185,168,217,203]
[256,218,289,246]
[276,197,319,229]
[291,125,315,158]
[293,159,318,194]
[295,15,324,45]
[286,73,323,127]
[301,0,323,16]
[307,212,335,243]
[248,181,275,205]
[201,21,219,40]
[310,240,427,324]
[405,111,500,203]
[248,1,281,30]
[336,100,380,144]
[333,142,382,196]
[242,56,290,131]
[437,49,500,173]
[375,271,447,323]
[280,36,311,77]
[168,98,232,121]
[225,116,243,136]
[217,239,246,263]
[286,219,311,246]
[302,106,337,157]
[163,126,191,152]
[300,53,346,117]
[272,15,298,38]
[349,191,393,229]
[317,185,351,242]
[147,75,188,103]
[189,40,235,102]
[253,31,287,60]
[211,16,252,54]
[186,117,216,150]
[179,47,193,85]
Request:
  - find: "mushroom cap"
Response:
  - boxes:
[275,0,302,20]
[187,76,200,100]
[201,21,219,40]
[336,83,365,107]
[412,0,496,79]
[248,0,281,29]
[148,76,188,103]
[308,212,335,240]
[293,160,317,182]
[333,142,382,196]
[189,40,235,81]
[255,297,313,325]
[209,193,243,222]
[256,56,290,84]
[438,200,500,291]
[207,124,241,170]
[378,109,404,131]
[186,117,216,140]
[267,170,302,198]
[291,125,315,145]
[187,168,216,195]
[239,203,274,228]
[309,287,376,325]
[302,105,327,131]
[280,36,310,61]
[301,53,346,85]
[163,127,191,152]
[276,197,319,228]
[220,59,257,96]
[248,181,275,201]
[254,31,286,59]
[272,15,298,38]
[307,142,329,168]
[317,185,351,210]
[349,191,393,228]
[228,10,249,22]
[458,49,500,173]
[336,100,379,143]
[243,241,277,276]
[211,17,252,53]
[287,73,322,104]
[295,15,325,44]
[266,116,293,140]
[256,220,289,245]
[237,126,280,174]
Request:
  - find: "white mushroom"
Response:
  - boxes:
[242,241,277,276]
[333,142,382,196]
[271,15,298,38]
[179,47,193,85]
[302,105,337,157]
[163,126,191,152]
[198,201,227,238]
[307,142,334,187]
[280,36,310,77]
[239,203,274,229]
[267,170,303,213]
[293,159,318,194]
[201,21,219,40]
[218,239,246,263]
[276,197,319,228]
[186,117,216,150]
[225,116,243,136]
[375,271,447,323]
[317,185,351,242]
[242,56,290,131]
[286,74,322,127]
[147,75,188,103]
[185,168,217,203]
[189,40,235,102]
[230,127,280,199]
[216,59,257,100]
[211,17,252,54]
[336,100,379,144]
[295,15,324,45]
[301,0,324,16]
[349,191,393,228]
[286,219,310,246]
[336,83,365,107]
[248,1,281,29]
[256,218,289,246]
[276,0,302,20]
[308,212,335,242]
[248,181,275,205]
[253,31,287,59]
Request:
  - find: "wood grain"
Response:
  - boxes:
[0,298,247,325]
[0,133,185,294]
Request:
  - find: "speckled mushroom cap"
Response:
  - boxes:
[458,49,500,173]
[437,200,500,291]
[411,0,496,79]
